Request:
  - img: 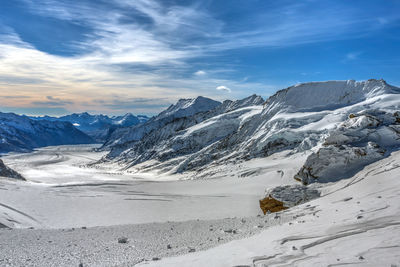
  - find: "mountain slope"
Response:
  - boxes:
[98,95,264,163]
[0,112,94,154]
[101,96,223,153]
[156,96,221,121]
[263,79,399,114]
[98,79,400,178]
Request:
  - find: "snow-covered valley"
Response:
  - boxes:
[0,79,399,266]
[0,145,304,229]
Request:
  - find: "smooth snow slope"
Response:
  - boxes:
[140,150,400,267]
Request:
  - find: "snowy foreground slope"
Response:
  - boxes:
[0,148,399,266]
[140,151,400,267]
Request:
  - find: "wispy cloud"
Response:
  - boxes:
[345,51,363,61]
[32,96,74,107]
[0,0,399,115]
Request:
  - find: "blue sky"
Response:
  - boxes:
[0,0,399,116]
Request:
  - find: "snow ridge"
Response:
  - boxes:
[157,96,221,121]
[263,79,399,114]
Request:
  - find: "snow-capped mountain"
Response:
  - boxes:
[262,79,400,114]
[0,112,94,154]
[100,96,223,152]
[98,79,400,180]
[31,112,149,142]
[97,94,264,164]
[156,96,221,120]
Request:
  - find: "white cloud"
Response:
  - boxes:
[216,85,231,93]
[19,0,393,67]
[194,70,206,76]
[19,0,204,66]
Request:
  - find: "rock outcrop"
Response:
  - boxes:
[295,110,400,184]
[259,195,288,214]
[260,185,320,213]
[0,159,25,180]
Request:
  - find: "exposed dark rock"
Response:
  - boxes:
[0,159,25,180]
[117,237,128,244]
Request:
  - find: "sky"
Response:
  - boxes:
[0,0,399,116]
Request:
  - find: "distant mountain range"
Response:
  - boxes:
[0,112,93,154]
[30,113,149,142]
[0,112,149,154]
